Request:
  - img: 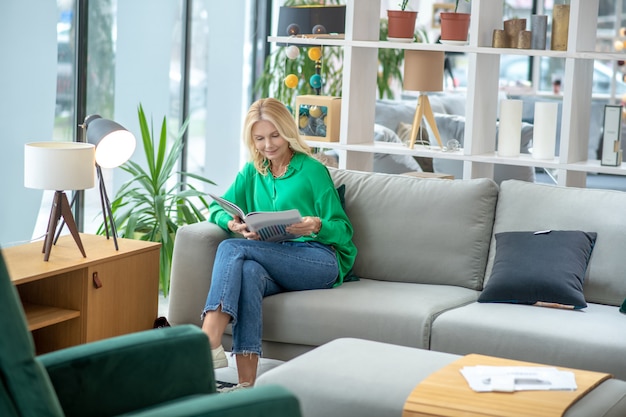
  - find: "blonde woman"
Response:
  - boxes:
[201,98,357,388]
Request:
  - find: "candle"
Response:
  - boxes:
[498,99,523,157]
[531,15,548,50]
[551,5,570,51]
[532,102,559,160]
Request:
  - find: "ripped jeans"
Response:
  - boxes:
[202,239,338,356]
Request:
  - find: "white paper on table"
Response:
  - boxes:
[460,366,578,392]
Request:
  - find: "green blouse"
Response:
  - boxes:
[209,152,357,285]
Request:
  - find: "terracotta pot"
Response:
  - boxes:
[387,10,417,40]
[440,12,471,42]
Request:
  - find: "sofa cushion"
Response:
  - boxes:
[373,124,422,174]
[262,278,479,350]
[396,122,433,172]
[375,99,419,132]
[478,231,597,309]
[431,302,626,381]
[329,169,498,290]
[488,180,626,306]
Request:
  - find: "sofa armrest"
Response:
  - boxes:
[128,385,302,417]
[38,325,215,417]
[169,222,230,326]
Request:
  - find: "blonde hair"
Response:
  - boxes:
[243,98,311,175]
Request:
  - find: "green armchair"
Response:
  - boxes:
[0,249,301,417]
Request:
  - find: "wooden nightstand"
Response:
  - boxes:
[4,234,160,354]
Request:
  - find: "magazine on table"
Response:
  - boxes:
[209,194,303,242]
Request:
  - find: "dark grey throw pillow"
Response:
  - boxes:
[478,230,597,309]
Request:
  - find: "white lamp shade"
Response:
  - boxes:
[24,142,95,190]
[85,116,136,168]
[94,130,136,168]
[403,50,445,92]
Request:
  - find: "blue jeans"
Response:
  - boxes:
[202,239,338,356]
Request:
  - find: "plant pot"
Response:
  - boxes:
[387,10,418,41]
[440,12,471,42]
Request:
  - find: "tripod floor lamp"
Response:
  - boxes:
[82,115,136,251]
[403,50,446,150]
[24,142,95,261]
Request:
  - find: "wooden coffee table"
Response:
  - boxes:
[402,354,612,417]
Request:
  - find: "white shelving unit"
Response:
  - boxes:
[269,0,626,187]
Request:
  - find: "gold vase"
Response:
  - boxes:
[503,18,526,48]
[492,29,506,48]
[517,31,532,49]
[551,4,570,51]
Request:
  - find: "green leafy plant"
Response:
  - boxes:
[106,104,215,297]
[399,0,410,11]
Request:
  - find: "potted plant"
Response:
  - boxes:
[106,104,215,297]
[440,0,471,43]
[387,0,418,41]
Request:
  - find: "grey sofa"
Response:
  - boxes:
[168,168,626,381]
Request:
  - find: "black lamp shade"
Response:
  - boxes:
[277,5,346,37]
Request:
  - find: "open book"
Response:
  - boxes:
[209,194,303,243]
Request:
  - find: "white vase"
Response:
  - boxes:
[498,99,523,157]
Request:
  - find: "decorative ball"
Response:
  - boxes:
[285,105,293,115]
[284,74,299,89]
[620,27,626,37]
[286,45,300,60]
[308,47,322,61]
[286,23,300,36]
[309,105,322,118]
[615,40,624,52]
[299,115,309,129]
[312,24,327,35]
[309,74,322,89]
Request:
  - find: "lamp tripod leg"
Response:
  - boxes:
[98,165,119,251]
[53,191,77,245]
[59,192,87,258]
[42,192,86,261]
[97,167,110,240]
[42,192,63,261]
[422,95,444,149]
[409,96,427,149]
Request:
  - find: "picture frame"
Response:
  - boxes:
[601,104,623,166]
[432,3,455,29]
[295,95,342,142]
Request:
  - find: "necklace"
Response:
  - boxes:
[271,151,294,178]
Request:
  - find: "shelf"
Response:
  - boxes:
[270,35,619,60]
[272,1,615,188]
[23,302,80,331]
[308,140,467,161]
[308,140,626,176]
[268,35,346,47]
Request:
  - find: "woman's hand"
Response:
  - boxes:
[287,216,321,237]
[228,217,259,240]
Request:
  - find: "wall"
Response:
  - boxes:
[0,0,57,247]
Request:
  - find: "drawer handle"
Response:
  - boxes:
[92,272,103,289]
